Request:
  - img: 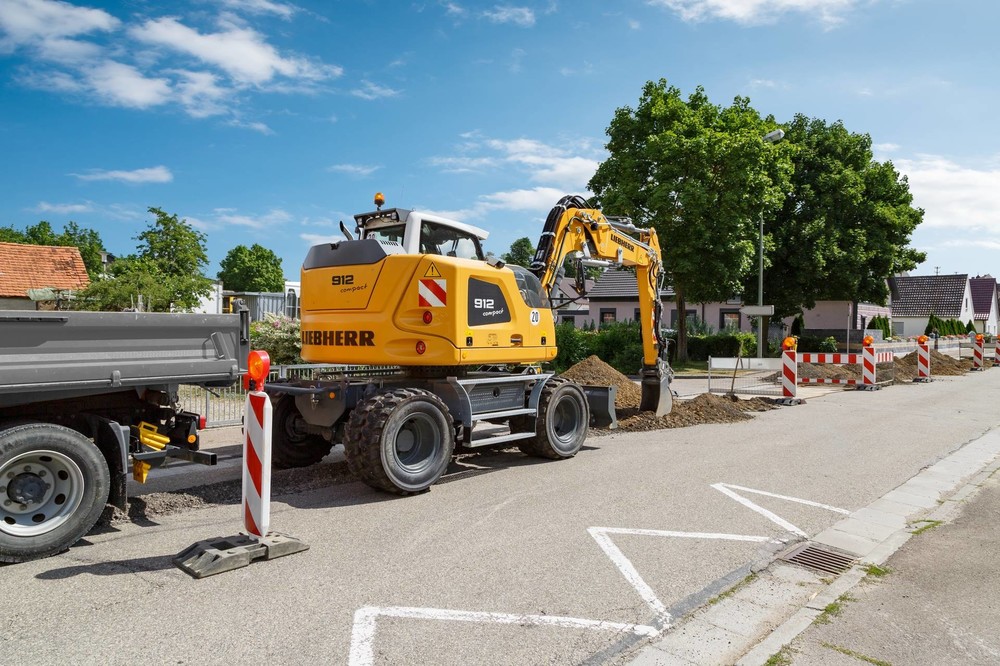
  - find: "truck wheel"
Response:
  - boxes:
[518,377,589,459]
[344,389,454,495]
[0,423,110,563]
[271,396,333,469]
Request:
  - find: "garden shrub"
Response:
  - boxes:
[249,313,302,365]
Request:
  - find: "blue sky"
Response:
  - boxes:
[1,0,997,284]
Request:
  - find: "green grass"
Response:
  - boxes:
[820,642,892,666]
[814,594,857,625]
[863,563,892,578]
[707,572,757,605]
[670,359,709,374]
[763,646,794,666]
[910,519,943,535]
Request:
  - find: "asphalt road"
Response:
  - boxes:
[2,370,998,666]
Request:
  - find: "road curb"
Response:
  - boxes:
[628,429,1000,666]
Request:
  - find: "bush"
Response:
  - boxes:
[591,320,645,375]
[797,334,838,353]
[249,313,302,365]
[553,321,596,373]
[682,332,756,361]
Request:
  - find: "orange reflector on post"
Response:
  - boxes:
[247,350,271,389]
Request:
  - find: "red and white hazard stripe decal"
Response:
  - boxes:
[418,279,447,307]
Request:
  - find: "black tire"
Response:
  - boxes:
[344,388,455,495]
[0,422,110,563]
[271,395,333,469]
[518,377,589,459]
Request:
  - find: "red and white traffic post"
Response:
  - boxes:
[972,334,986,371]
[779,337,800,404]
[914,334,932,382]
[243,350,273,539]
[174,349,308,578]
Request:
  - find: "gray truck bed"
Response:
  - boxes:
[0,310,248,406]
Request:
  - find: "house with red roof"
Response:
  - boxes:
[0,242,90,310]
[889,274,975,337]
[969,275,998,335]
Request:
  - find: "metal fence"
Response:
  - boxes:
[178,364,366,427]
[707,356,784,397]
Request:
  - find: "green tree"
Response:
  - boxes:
[762,116,925,319]
[589,79,792,362]
[74,208,211,311]
[218,243,285,292]
[501,237,535,267]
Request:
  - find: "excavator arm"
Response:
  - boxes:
[530,195,673,416]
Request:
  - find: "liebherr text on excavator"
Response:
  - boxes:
[266,193,672,495]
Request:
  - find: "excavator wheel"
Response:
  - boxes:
[344,388,455,495]
[271,395,333,469]
[516,377,589,459]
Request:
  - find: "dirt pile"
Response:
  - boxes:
[560,355,643,409]
[892,349,975,381]
[611,393,771,432]
[797,362,862,380]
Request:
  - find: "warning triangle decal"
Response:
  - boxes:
[424,263,442,278]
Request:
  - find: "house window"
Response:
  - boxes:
[634,308,641,321]
[285,290,299,319]
[560,316,576,327]
[719,309,741,331]
[670,308,697,328]
[600,308,617,325]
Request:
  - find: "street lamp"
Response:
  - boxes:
[757,129,785,358]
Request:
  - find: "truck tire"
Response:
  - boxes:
[0,422,110,563]
[344,388,454,495]
[271,396,333,469]
[517,377,589,459]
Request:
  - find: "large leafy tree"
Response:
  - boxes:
[218,243,285,292]
[75,208,212,311]
[501,237,535,267]
[760,115,925,318]
[0,220,106,278]
[589,79,792,361]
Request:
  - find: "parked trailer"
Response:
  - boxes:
[0,310,249,563]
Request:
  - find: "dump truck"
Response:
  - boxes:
[0,309,249,562]
[267,194,672,495]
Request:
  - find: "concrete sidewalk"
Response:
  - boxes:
[768,469,1000,666]
[629,428,1000,665]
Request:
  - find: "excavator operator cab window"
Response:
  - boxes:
[365,223,406,246]
[419,221,484,260]
[508,265,549,309]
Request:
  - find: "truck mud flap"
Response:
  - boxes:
[582,385,617,429]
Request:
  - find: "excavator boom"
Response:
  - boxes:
[531,196,673,416]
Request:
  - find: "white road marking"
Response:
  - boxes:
[348,606,658,666]
[346,483,847,664]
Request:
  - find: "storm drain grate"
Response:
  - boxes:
[778,542,857,575]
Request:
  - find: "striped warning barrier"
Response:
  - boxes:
[782,349,797,398]
[994,337,1000,366]
[971,336,986,371]
[243,390,273,538]
[914,342,932,382]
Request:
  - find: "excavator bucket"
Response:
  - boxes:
[582,385,617,429]
[639,361,673,417]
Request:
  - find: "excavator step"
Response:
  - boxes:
[467,430,537,448]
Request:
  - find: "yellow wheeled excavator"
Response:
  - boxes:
[266,194,672,495]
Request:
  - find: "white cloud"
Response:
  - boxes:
[350,80,400,100]
[941,238,1000,251]
[426,156,499,173]
[35,201,93,214]
[301,232,346,245]
[0,0,119,61]
[482,5,536,26]
[873,142,899,154]
[71,165,174,184]
[84,60,172,108]
[327,164,381,177]
[628,18,641,29]
[216,208,293,229]
[129,17,341,86]
[749,78,777,88]
[442,2,467,18]
[227,119,274,134]
[173,69,230,117]
[218,0,299,19]
[895,155,1000,233]
[648,0,860,26]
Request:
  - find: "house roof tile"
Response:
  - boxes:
[969,276,997,321]
[0,242,90,298]
[889,274,967,318]
[587,269,674,300]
